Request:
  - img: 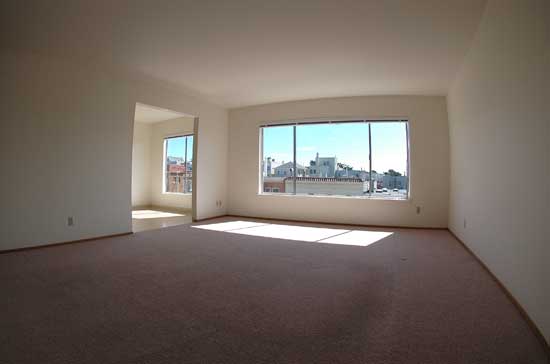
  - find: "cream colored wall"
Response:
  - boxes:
[0,50,228,251]
[149,117,195,210]
[448,0,549,341]
[131,87,228,223]
[131,122,152,207]
[228,96,449,228]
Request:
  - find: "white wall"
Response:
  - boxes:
[149,117,195,210]
[448,0,549,341]
[0,50,228,251]
[131,86,228,222]
[131,122,152,207]
[228,96,449,228]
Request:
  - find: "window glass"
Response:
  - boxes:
[370,123,408,199]
[164,135,193,194]
[259,121,408,199]
[295,123,370,196]
[261,125,295,194]
[185,136,194,193]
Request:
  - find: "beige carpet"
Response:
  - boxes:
[131,208,192,233]
[1,217,547,364]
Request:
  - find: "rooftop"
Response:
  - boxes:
[285,177,364,183]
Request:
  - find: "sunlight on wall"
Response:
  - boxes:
[192,220,393,246]
[132,210,186,219]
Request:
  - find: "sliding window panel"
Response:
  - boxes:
[184,135,194,193]
[165,136,187,193]
[370,122,409,199]
[261,125,295,194]
[295,122,370,196]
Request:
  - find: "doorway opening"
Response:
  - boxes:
[131,102,197,232]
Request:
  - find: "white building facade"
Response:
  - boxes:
[273,162,306,177]
[284,177,369,196]
[262,157,282,176]
[308,153,337,177]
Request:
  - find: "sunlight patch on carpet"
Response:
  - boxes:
[132,210,186,219]
[192,220,268,231]
[192,221,393,246]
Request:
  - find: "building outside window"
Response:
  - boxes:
[260,120,409,199]
[164,134,193,194]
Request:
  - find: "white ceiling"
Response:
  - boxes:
[4,0,487,108]
[134,103,188,123]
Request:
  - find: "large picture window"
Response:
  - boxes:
[164,135,193,194]
[260,120,409,199]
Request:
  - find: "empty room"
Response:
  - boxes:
[1,1,548,363]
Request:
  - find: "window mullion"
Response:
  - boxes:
[368,122,373,196]
[184,137,188,193]
[164,139,168,193]
[405,123,410,199]
[293,125,297,195]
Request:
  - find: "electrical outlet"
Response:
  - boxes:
[416,206,421,215]
[67,216,74,226]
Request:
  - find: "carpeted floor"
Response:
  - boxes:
[1,217,548,364]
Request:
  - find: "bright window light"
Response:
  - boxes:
[132,210,186,219]
[230,224,349,242]
[260,120,409,199]
[164,135,193,194]
[318,230,393,246]
[192,220,394,246]
[192,221,269,231]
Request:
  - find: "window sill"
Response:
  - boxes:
[162,192,192,196]
[257,193,410,201]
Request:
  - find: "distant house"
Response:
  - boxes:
[263,177,286,193]
[308,153,337,177]
[273,162,306,177]
[166,164,192,193]
[382,175,408,189]
[168,164,187,173]
[262,157,282,176]
[335,169,368,180]
[167,156,185,165]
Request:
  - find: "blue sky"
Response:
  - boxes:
[166,136,193,160]
[263,122,407,174]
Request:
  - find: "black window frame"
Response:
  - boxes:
[259,119,410,200]
[163,134,194,194]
